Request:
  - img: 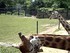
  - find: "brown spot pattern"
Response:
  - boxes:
[44,41,50,46]
[50,43,57,48]
[67,48,70,51]
[46,37,53,42]
[67,37,70,42]
[60,40,66,49]
[55,37,62,42]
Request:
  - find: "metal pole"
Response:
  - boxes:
[37,21,38,34]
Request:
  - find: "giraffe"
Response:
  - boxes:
[15,32,42,53]
[30,34,70,51]
[0,32,42,53]
[18,32,34,53]
[49,11,70,34]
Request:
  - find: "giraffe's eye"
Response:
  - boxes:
[58,15,60,17]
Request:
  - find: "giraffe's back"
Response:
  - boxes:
[31,34,70,51]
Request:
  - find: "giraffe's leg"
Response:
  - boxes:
[68,51,70,53]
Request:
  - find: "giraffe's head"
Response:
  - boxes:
[30,36,42,52]
[30,36,42,47]
[49,11,60,19]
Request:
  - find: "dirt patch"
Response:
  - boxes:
[39,23,68,35]
[38,46,68,53]
[39,25,58,34]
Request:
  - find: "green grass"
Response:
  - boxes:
[0,46,20,53]
[0,14,58,53]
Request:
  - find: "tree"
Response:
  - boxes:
[51,0,70,18]
[0,1,6,8]
[63,0,70,17]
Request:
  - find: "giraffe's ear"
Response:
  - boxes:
[18,32,22,38]
[18,32,22,36]
[29,36,34,40]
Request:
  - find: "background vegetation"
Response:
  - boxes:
[0,0,70,18]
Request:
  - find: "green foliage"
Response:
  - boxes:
[0,1,6,8]
[53,0,70,8]
[0,0,70,8]
[39,8,53,11]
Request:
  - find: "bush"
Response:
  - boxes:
[36,8,51,18]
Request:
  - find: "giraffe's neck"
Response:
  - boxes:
[18,34,32,53]
[33,34,70,51]
[58,14,70,34]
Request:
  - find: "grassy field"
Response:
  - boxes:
[0,14,58,53]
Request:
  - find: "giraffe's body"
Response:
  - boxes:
[49,11,70,34]
[31,34,70,51]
